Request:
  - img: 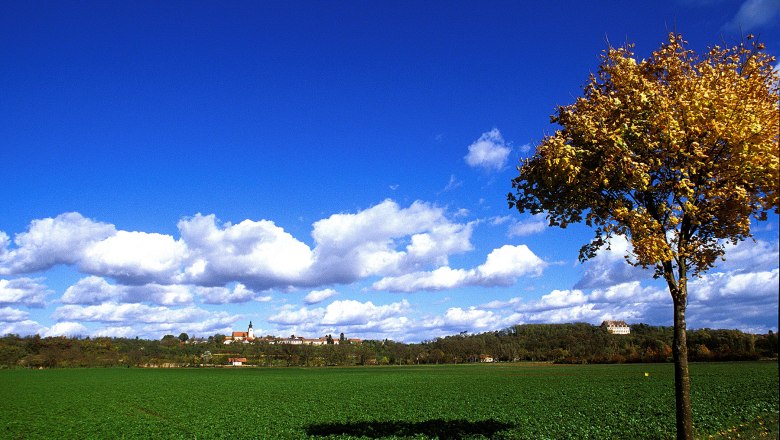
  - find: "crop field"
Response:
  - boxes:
[0,362,777,439]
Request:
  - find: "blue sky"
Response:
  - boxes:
[1,1,778,341]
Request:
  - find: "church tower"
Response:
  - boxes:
[247,321,254,340]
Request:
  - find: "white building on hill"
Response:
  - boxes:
[602,320,631,335]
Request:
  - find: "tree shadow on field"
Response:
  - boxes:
[305,418,515,439]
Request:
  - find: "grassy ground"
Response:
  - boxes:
[0,361,777,439]
[706,411,779,439]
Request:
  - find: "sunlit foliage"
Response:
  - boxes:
[509,33,778,281]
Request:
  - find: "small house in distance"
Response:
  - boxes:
[602,320,631,335]
[228,357,247,366]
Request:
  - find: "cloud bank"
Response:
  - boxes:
[0,203,776,341]
[0,200,485,292]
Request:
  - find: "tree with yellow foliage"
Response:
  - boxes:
[509,34,778,439]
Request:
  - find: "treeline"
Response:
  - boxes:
[0,323,776,368]
[421,323,777,364]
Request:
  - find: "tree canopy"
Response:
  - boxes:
[0,324,775,369]
[509,33,778,280]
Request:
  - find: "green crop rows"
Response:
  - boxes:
[0,362,777,439]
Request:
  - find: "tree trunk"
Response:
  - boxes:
[672,285,693,440]
[662,259,694,440]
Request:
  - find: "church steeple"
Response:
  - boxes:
[247,321,254,340]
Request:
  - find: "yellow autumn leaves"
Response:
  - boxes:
[509,33,779,276]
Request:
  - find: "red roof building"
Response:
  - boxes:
[228,357,248,366]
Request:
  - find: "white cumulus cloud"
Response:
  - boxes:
[267,299,412,339]
[464,128,511,172]
[62,276,192,306]
[426,307,497,330]
[373,244,546,292]
[81,231,187,284]
[508,214,547,237]
[267,305,326,326]
[372,267,470,292]
[477,244,546,281]
[0,278,52,308]
[46,303,239,339]
[91,326,138,338]
[0,232,9,259]
[0,201,482,294]
[179,214,315,289]
[719,238,779,272]
[321,299,410,325]
[0,306,29,322]
[304,288,338,304]
[195,283,258,304]
[0,320,45,337]
[53,302,231,325]
[0,213,116,275]
[43,321,89,338]
[310,200,473,283]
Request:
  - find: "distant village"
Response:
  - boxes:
[207,321,629,366]
[218,320,630,344]
[209,320,630,347]
[2,319,775,369]
[185,320,631,349]
[217,321,363,346]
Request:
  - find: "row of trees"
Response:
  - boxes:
[1,323,775,369]
[423,323,777,364]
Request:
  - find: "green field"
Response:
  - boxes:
[0,362,777,439]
